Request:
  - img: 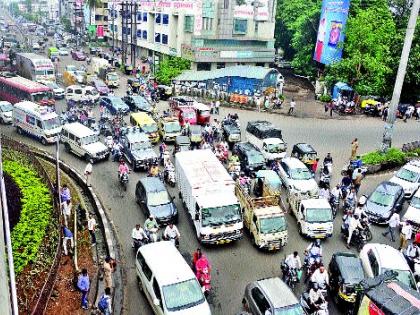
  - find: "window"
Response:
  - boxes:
[156,13,161,24]
[367,250,379,276]
[155,32,161,43]
[152,278,162,301]
[233,19,247,35]
[202,17,213,31]
[142,30,147,39]
[216,62,225,69]
[136,29,142,38]
[162,14,169,25]
[197,63,211,71]
[251,287,270,314]
[184,16,194,33]
[256,62,265,67]
[143,12,148,22]
[137,12,142,21]
[136,253,153,281]
[36,119,42,128]
[162,34,168,45]
[224,0,229,9]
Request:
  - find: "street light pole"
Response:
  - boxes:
[381,0,419,152]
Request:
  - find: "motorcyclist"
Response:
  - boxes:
[148,163,160,177]
[354,203,367,219]
[319,187,330,200]
[330,184,342,201]
[131,224,149,248]
[310,265,329,289]
[163,223,180,245]
[238,172,251,187]
[159,142,167,161]
[283,251,302,281]
[144,215,159,231]
[305,240,323,265]
[118,160,129,180]
[112,141,122,162]
[323,153,333,166]
[345,188,357,211]
[229,153,240,164]
[308,283,326,313]
[164,160,175,182]
[346,214,363,249]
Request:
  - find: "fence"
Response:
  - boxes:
[1,136,62,315]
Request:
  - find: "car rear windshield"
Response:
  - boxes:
[396,168,419,183]
[162,279,204,311]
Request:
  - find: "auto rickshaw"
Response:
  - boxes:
[254,170,282,198]
[173,136,191,155]
[124,64,134,75]
[188,125,202,147]
[291,143,318,170]
[128,78,141,94]
[157,85,173,100]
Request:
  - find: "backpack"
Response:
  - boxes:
[98,294,109,312]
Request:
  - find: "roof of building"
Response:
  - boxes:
[174,66,279,82]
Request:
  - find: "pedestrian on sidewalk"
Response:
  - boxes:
[62,199,72,227]
[77,268,90,310]
[382,212,400,242]
[88,213,97,245]
[288,98,296,115]
[103,256,114,289]
[60,184,71,203]
[62,225,74,255]
[399,220,413,250]
[98,287,112,315]
[84,161,93,187]
[350,138,359,160]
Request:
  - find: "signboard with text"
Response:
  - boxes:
[138,0,196,14]
[233,0,270,21]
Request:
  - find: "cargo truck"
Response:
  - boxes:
[16,53,55,82]
[175,150,243,244]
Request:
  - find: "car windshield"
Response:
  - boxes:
[274,304,306,315]
[259,216,287,234]
[290,168,313,180]
[108,73,118,80]
[396,168,419,183]
[131,142,150,150]
[164,122,181,133]
[111,98,125,107]
[383,268,417,290]
[148,190,170,207]
[0,103,13,112]
[305,208,333,223]
[162,279,204,312]
[369,191,394,207]
[183,111,195,119]
[202,204,241,226]
[81,135,98,145]
[267,143,285,153]
[142,124,158,133]
[411,196,420,209]
[31,92,50,102]
[43,117,60,130]
[248,153,265,165]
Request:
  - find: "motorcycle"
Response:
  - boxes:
[119,171,129,191]
[281,263,299,290]
[341,215,372,249]
[164,168,176,187]
[300,293,329,315]
[344,196,355,213]
[145,227,159,243]
[329,196,339,218]
[304,255,322,282]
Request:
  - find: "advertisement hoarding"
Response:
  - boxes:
[234,0,270,21]
[313,0,350,65]
[138,0,196,14]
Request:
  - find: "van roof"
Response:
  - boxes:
[14,101,58,119]
[138,241,195,286]
[365,243,410,271]
[131,112,156,124]
[139,177,166,193]
[301,198,331,209]
[62,122,96,138]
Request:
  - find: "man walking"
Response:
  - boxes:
[62,199,72,227]
[77,268,90,310]
[88,213,97,245]
[103,256,114,290]
[399,221,413,250]
[84,161,93,187]
[288,98,296,115]
[382,212,400,242]
[215,100,220,114]
[351,138,359,160]
[62,225,74,255]
[98,287,112,315]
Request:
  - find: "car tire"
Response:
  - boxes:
[0,117,3,124]
[41,137,47,145]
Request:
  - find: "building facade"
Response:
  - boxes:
[112,0,276,71]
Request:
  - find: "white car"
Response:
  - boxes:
[402,188,420,230]
[0,101,13,124]
[360,243,417,291]
[41,81,65,99]
[278,157,319,196]
[32,42,41,50]
[389,160,420,198]
[59,48,69,56]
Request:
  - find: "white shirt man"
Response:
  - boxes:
[388,213,400,228]
[84,162,93,186]
[311,267,329,287]
[309,287,324,306]
[401,222,413,240]
[331,186,342,200]
[319,187,330,200]
[347,215,363,246]
[285,252,302,270]
[164,224,180,239]
[132,225,148,241]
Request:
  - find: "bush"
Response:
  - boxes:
[319,94,332,102]
[4,161,53,274]
[361,148,407,166]
[155,56,190,85]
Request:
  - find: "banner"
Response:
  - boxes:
[233,0,254,19]
[314,0,350,65]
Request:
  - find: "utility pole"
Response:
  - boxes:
[382,0,419,152]
[0,137,18,315]
[111,2,115,60]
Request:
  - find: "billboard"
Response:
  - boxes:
[314,0,350,65]
[233,0,270,21]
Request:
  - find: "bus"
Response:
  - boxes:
[0,72,55,106]
[16,53,55,82]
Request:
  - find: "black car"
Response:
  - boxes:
[233,142,265,175]
[364,181,404,224]
[222,119,241,147]
[122,95,152,113]
[328,252,365,311]
[135,177,177,224]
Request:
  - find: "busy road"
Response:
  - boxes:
[1,46,420,314]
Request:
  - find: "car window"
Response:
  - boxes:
[367,250,379,276]
[153,278,162,301]
[251,287,270,314]
[136,253,153,281]
[36,119,42,128]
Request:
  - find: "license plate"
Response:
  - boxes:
[216,239,231,245]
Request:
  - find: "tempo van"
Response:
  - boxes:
[136,241,211,315]
[13,101,61,145]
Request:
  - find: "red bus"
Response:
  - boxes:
[0,72,55,106]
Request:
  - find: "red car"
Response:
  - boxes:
[71,50,87,61]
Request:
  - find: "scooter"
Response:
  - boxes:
[329,195,339,218]
[197,267,211,295]
[119,172,129,191]
[281,263,299,290]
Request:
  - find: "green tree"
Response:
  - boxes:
[155,57,191,85]
[325,3,397,95]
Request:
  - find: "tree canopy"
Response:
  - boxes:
[155,57,191,85]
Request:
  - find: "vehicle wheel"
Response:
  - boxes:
[17,127,23,135]
[366,229,373,242]
[64,143,71,153]
[250,234,256,247]
[0,118,3,124]
[84,154,93,163]
[41,137,47,145]
[137,276,143,291]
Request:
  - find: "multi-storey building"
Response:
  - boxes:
[112,0,276,71]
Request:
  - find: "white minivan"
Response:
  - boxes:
[136,241,211,315]
[65,85,99,103]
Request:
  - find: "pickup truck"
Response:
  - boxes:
[236,184,287,250]
[289,192,333,239]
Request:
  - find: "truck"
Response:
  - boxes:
[175,150,243,244]
[98,66,120,88]
[16,53,55,82]
[288,192,334,239]
[235,184,287,251]
[91,57,109,74]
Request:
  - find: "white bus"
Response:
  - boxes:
[16,53,56,83]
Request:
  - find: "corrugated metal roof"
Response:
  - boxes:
[175,66,278,82]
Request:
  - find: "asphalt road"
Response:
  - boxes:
[2,41,420,315]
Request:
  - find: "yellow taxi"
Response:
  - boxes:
[130,112,160,144]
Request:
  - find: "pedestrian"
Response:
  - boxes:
[382,106,388,121]
[60,184,71,203]
[288,98,296,115]
[215,100,220,114]
[77,268,90,310]
[84,161,93,187]
[329,101,334,117]
[103,256,114,289]
[98,287,112,315]
[88,213,97,246]
[399,221,413,250]
[62,225,74,255]
[353,169,363,193]
[382,212,400,242]
[350,138,359,160]
[62,199,72,227]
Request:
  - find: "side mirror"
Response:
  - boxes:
[153,298,160,306]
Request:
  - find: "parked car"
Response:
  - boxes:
[71,50,87,61]
[242,277,304,315]
[100,96,130,115]
[0,101,13,124]
[123,95,152,112]
[59,47,69,56]
[233,142,265,175]
[389,160,420,198]
[91,79,110,95]
[135,177,177,224]
[360,243,417,291]
[402,188,420,232]
[363,181,404,224]
[277,157,319,196]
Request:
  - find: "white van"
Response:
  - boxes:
[65,85,99,103]
[136,241,211,315]
[61,122,109,162]
[13,101,61,145]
